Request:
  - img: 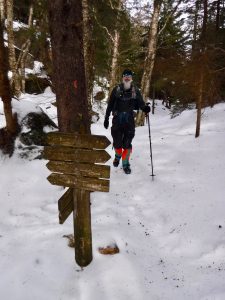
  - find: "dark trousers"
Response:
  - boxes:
[111,113,135,149]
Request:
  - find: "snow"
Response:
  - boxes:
[11,87,57,125]
[12,21,28,31]
[25,61,48,79]
[0,93,225,299]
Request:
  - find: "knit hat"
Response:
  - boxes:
[122,69,133,77]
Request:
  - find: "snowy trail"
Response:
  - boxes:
[91,102,225,300]
[0,99,225,300]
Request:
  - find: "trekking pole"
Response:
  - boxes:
[146,103,155,178]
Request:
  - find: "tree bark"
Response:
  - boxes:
[192,0,200,55]
[195,0,208,138]
[108,0,122,95]
[201,0,208,41]
[82,0,94,106]
[136,0,162,126]
[6,0,21,97]
[19,40,31,93]
[109,29,120,95]
[18,4,33,93]
[216,0,221,31]
[48,0,92,267]
[0,17,17,134]
[195,68,203,138]
[0,0,5,21]
[48,0,90,134]
[141,0,162,100]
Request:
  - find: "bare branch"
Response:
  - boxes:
[93,12,114,42]
[211,46,225,55]
[211,66,225,73]
[28,4,34,27]
[108,0,115,10]
[15,4,34,71]
[109,0,123,11]
[16,40,30,70]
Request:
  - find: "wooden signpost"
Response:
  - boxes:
[43,131,111,267]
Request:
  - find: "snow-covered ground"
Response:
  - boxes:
[0,91,225,300]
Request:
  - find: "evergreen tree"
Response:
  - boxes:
[153,1,188,105]
[91,0,133,86]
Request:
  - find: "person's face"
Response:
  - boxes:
[123,75,132,84]
[122,75,132,83]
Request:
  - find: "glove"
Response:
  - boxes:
[142,105,151,114]
[104,118,109,129]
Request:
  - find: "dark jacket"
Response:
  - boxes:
[105,83,146,119]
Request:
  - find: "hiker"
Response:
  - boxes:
[104,69,150,174]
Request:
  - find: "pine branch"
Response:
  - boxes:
[158,0,182,36]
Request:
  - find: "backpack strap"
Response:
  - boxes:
[116,84,137,99]
[131,85,136,99]
[115,84,122,98]
[113,85,121,114]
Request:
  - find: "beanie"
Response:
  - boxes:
[122,69,133,77]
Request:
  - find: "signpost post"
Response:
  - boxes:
[43,131,111,267]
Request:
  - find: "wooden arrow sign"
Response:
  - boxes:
[43,146,111,164]
[47,132,111,149]
[47,161,110,179]
[48,173,110,192]
[58,188,73,224]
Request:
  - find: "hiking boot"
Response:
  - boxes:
[113,157,120,167]
[123,165,131,174]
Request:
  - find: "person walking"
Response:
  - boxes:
[104,69,150,174]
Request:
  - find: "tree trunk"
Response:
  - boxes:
[17,4,33,93]
[201,0,208,40]
[109,29,120,95]
[216,0,221,31]
[6,0,21,98]
[0,18,18,135]
[20,40,31,93]
[195,67,203,138]
[141,0,162,100]
[48,0,90,133]
[108,0,122,95]
[136,0,162,126]
[192,0,200,55]
[82,0,94,106]
[48,0,92,267]
[195,0,208,138]
[0,0,5,20]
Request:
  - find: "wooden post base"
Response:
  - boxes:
[73,189,93,267]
